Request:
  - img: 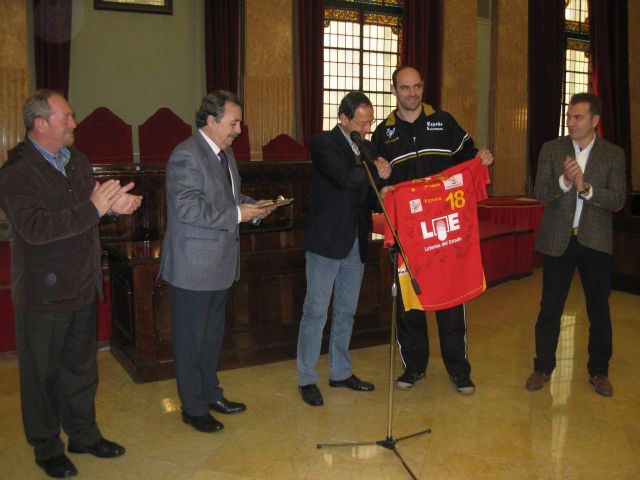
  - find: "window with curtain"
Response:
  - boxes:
[560,0,592,136]
[322,0,402,131]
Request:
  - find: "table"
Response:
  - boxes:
[478,197,545,267]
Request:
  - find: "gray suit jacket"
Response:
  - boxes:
[533,135,626,256]
[159,131,254,291]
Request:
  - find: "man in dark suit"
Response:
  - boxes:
[0,89,142,478]
[159,91,275,431]
[296,91,391,406]
[525,92,626,397]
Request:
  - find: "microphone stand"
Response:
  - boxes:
[316,137,431,480]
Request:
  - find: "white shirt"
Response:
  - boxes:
[558,135,595,228]
[199,129,241,224]
[338,124,360,156]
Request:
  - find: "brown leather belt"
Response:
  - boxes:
[572,227,579,236]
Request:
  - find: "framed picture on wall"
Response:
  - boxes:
[94,0,173,15]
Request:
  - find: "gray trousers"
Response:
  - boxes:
[16,302,102,462]
[170,285,228,416]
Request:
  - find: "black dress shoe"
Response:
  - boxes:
[329,374,375,391]
[36,454,78,478]
[210,396,246,414]
[68,438,125,458]
[299,384,323,406]
[181,410,224,432]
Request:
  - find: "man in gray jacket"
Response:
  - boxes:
[159,91,274,432]
[525,93,626,397]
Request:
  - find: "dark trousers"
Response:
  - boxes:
[534,236,613,376]
[170,285,228,417]
[396,295,471,378]
[16,302,102,462]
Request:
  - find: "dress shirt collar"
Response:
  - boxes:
[572,134,595,156]
[27,134,71,175]
[199,128,223,156]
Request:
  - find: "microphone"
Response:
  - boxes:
[349,131,375,163]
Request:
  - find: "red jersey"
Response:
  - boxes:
[383,158,491,311]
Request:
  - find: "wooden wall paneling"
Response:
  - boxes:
[489,0,528,196]
[0,2,30,223]
[244,0,295,160]
[629,2,640,190]
[244,75,294,160]
[94,163,167,242]
[612,214,640,294]
[0,68,29,167]
[442,0,478,140]
[102,161,394,382]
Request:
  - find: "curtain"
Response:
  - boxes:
[204,0,241,94]
[295,0,324,146]
[33,0,72,98]
[588,0,631,189]
[527,0,565,189]
[401,0,443,109]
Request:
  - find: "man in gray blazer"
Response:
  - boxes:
[525,93,626,397]
[159,91,274,432]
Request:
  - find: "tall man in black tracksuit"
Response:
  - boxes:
[372,66,494,395]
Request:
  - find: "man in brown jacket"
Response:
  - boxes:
[0,90,142,478]
[525,93,626,397]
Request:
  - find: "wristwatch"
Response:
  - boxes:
[578,183,592,196]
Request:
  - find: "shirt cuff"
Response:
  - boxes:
[559,175,572,192]
[581,187,593,200]
[236,206,241,224]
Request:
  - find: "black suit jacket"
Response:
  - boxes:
[302,125,379,262]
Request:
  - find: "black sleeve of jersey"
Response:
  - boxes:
[446,112,478,164]
[371,124,386,159]
[370,129,382,157]
[370,125,394,187]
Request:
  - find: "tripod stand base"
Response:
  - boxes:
[317,428,431,479]
[376,428,432,449]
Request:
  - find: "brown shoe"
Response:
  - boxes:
[525,371,550,391]
[589,374,613,397]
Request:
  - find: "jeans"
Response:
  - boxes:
[296,240,365,386]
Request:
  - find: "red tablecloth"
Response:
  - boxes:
[479,220,534,286]
[478,197,545,267]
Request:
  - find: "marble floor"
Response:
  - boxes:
[1,270,639,479]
